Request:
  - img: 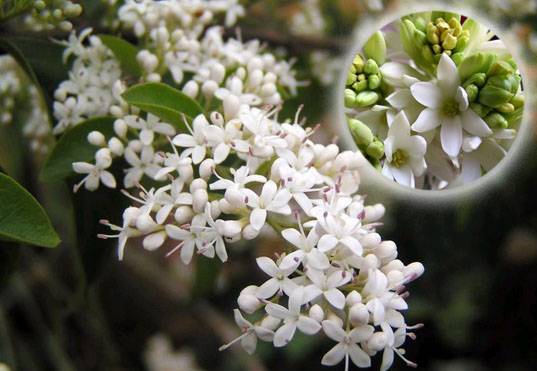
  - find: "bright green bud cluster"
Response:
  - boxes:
[425,17,469,64]
[345,54,383,108]
[463,58,524,129]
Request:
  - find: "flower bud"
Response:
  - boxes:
[95,148,112,168]
[346,291,362,306]
[182,80,199,98]
[497,102,515,113]
[346,72,357,86]
[238,286,262,314]
[355,91,380,107]
[143,231,166,251]
[108,138,124,156]
[325,314,344,329]
[463,73,487,88]
[261,315,281,330]
[363,204,385,222]
[363,31,386,65]
[364,59,379,75]
[376,240,397,260]
[199,159,215,179]
[192,189,208,213]
[242,224,260,240]
[352,80,368,92]
[404,262,425,280]
[469,103,491,118]
[367,332,388,351]
[114,119,128,138]
[363,254,379,270]
[361,233,381,247]
[344,89,357,107]
[511,94,525,109]
[349,303,369,326]
[174,206,193,224]
[479,85,514,108]
[88,131,106,147]
[190,178,207,192]
[368,74,381,90]
[136,214,157,233]
[366,140,384,160]
[465,84,479,103]
[352,54,364,73]
[349,119,373,147]
[484,112,508,129]
[309,304,324,322]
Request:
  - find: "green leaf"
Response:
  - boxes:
[122,82,204,129]
[40,117,116,182]
[0,173,60,248]
[99,34,142,78]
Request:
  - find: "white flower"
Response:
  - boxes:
[125,114,176,146]
[316,213,362,256]
[73,149,116,192]
[172,114,211,164]
[320,320,373,370]
[124,146,162,188]
[382,112,427,188]
[265,288,322,347]
[165,214,210,264]
[280,226,330,271]
[218,309,274,355]
[410,54,492,157]
[255,257,298,298]
[246,181,292,231]
[304,269,351,309]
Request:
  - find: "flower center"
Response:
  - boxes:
[442,98,459,117]
[391,149,409,168]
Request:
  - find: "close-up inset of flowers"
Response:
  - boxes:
[345,11,525,189]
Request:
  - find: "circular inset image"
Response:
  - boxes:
[343,11,525,190]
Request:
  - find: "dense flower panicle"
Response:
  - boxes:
[56,1,425,370]
[23,0,82,32]
[0,56,22,126]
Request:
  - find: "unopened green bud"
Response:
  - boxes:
[422,45,435,62]
[479,85,514,107]
[349,119,374,146]
[463,73,487,88]
[357,73,366,81]
[470,103,492,118]
[432,44,442,54]
[346,73,357,86]
[484,112,509,129]
[465,84,479,102]
[352,80,368,92]
[368,74,381,90]
[511,94,525,109]
[363,31,387,65]
[345,89,357,107]
[366,140,385,160]
[451,52,463,65]
[52,9,63,20]
[364,59,379,75]
[353,55,364,73]
[497,102,515,113]
[458,53,497,81]
[488,60,514,76]
[414,29,427,45]
[449,17,462,36]
[454,36,469,52]
[355,91,380,107]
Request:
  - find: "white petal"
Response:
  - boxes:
[273,322,296,347]
[172,134,196,147]
[321,343,346,366]
[437,53,460,93]
[265,303,289,319]
[410,82,442,109]
[348,344,371,368]
[440,116,463,157]
[213,143,230,164]
[250,208,267,231]
[324,288,346,310]
[139,129,154,146]
[192,145,206,164]
[390,165,414,188]
[143,231,166,251]
[256,278,280,299]
[318,234,338,252]
[241,333,257,355]
[349,325,374,343]
[462,109,493,137]
[386,89,412,109]
[339,236,363,256]
[297,316,321,335]
[411,108,441,132]
[281,228,303,249]
[380,348,395,371]
[180,241,195,264]
[280,250,304,270]
[165,224,190,240]
[321,320,346,342]
[100,171,117,188]
[73,162,94,174]
[256,256,279,277]
[306,249,330,270]
[456,86,469,111]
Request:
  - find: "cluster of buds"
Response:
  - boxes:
[345,55,383,108]
[460,53,524,130]
[424,16,469,64]
[345,32,387,109]
[0,56,21,125]
[24,0,82,31]
[348,118,384,168]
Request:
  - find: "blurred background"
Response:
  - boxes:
[0,0,537,370]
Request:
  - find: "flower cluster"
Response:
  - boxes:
[345,12,524,189]
[0,55,52,155]
[54,1,424,370]
[23,0,82,31]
